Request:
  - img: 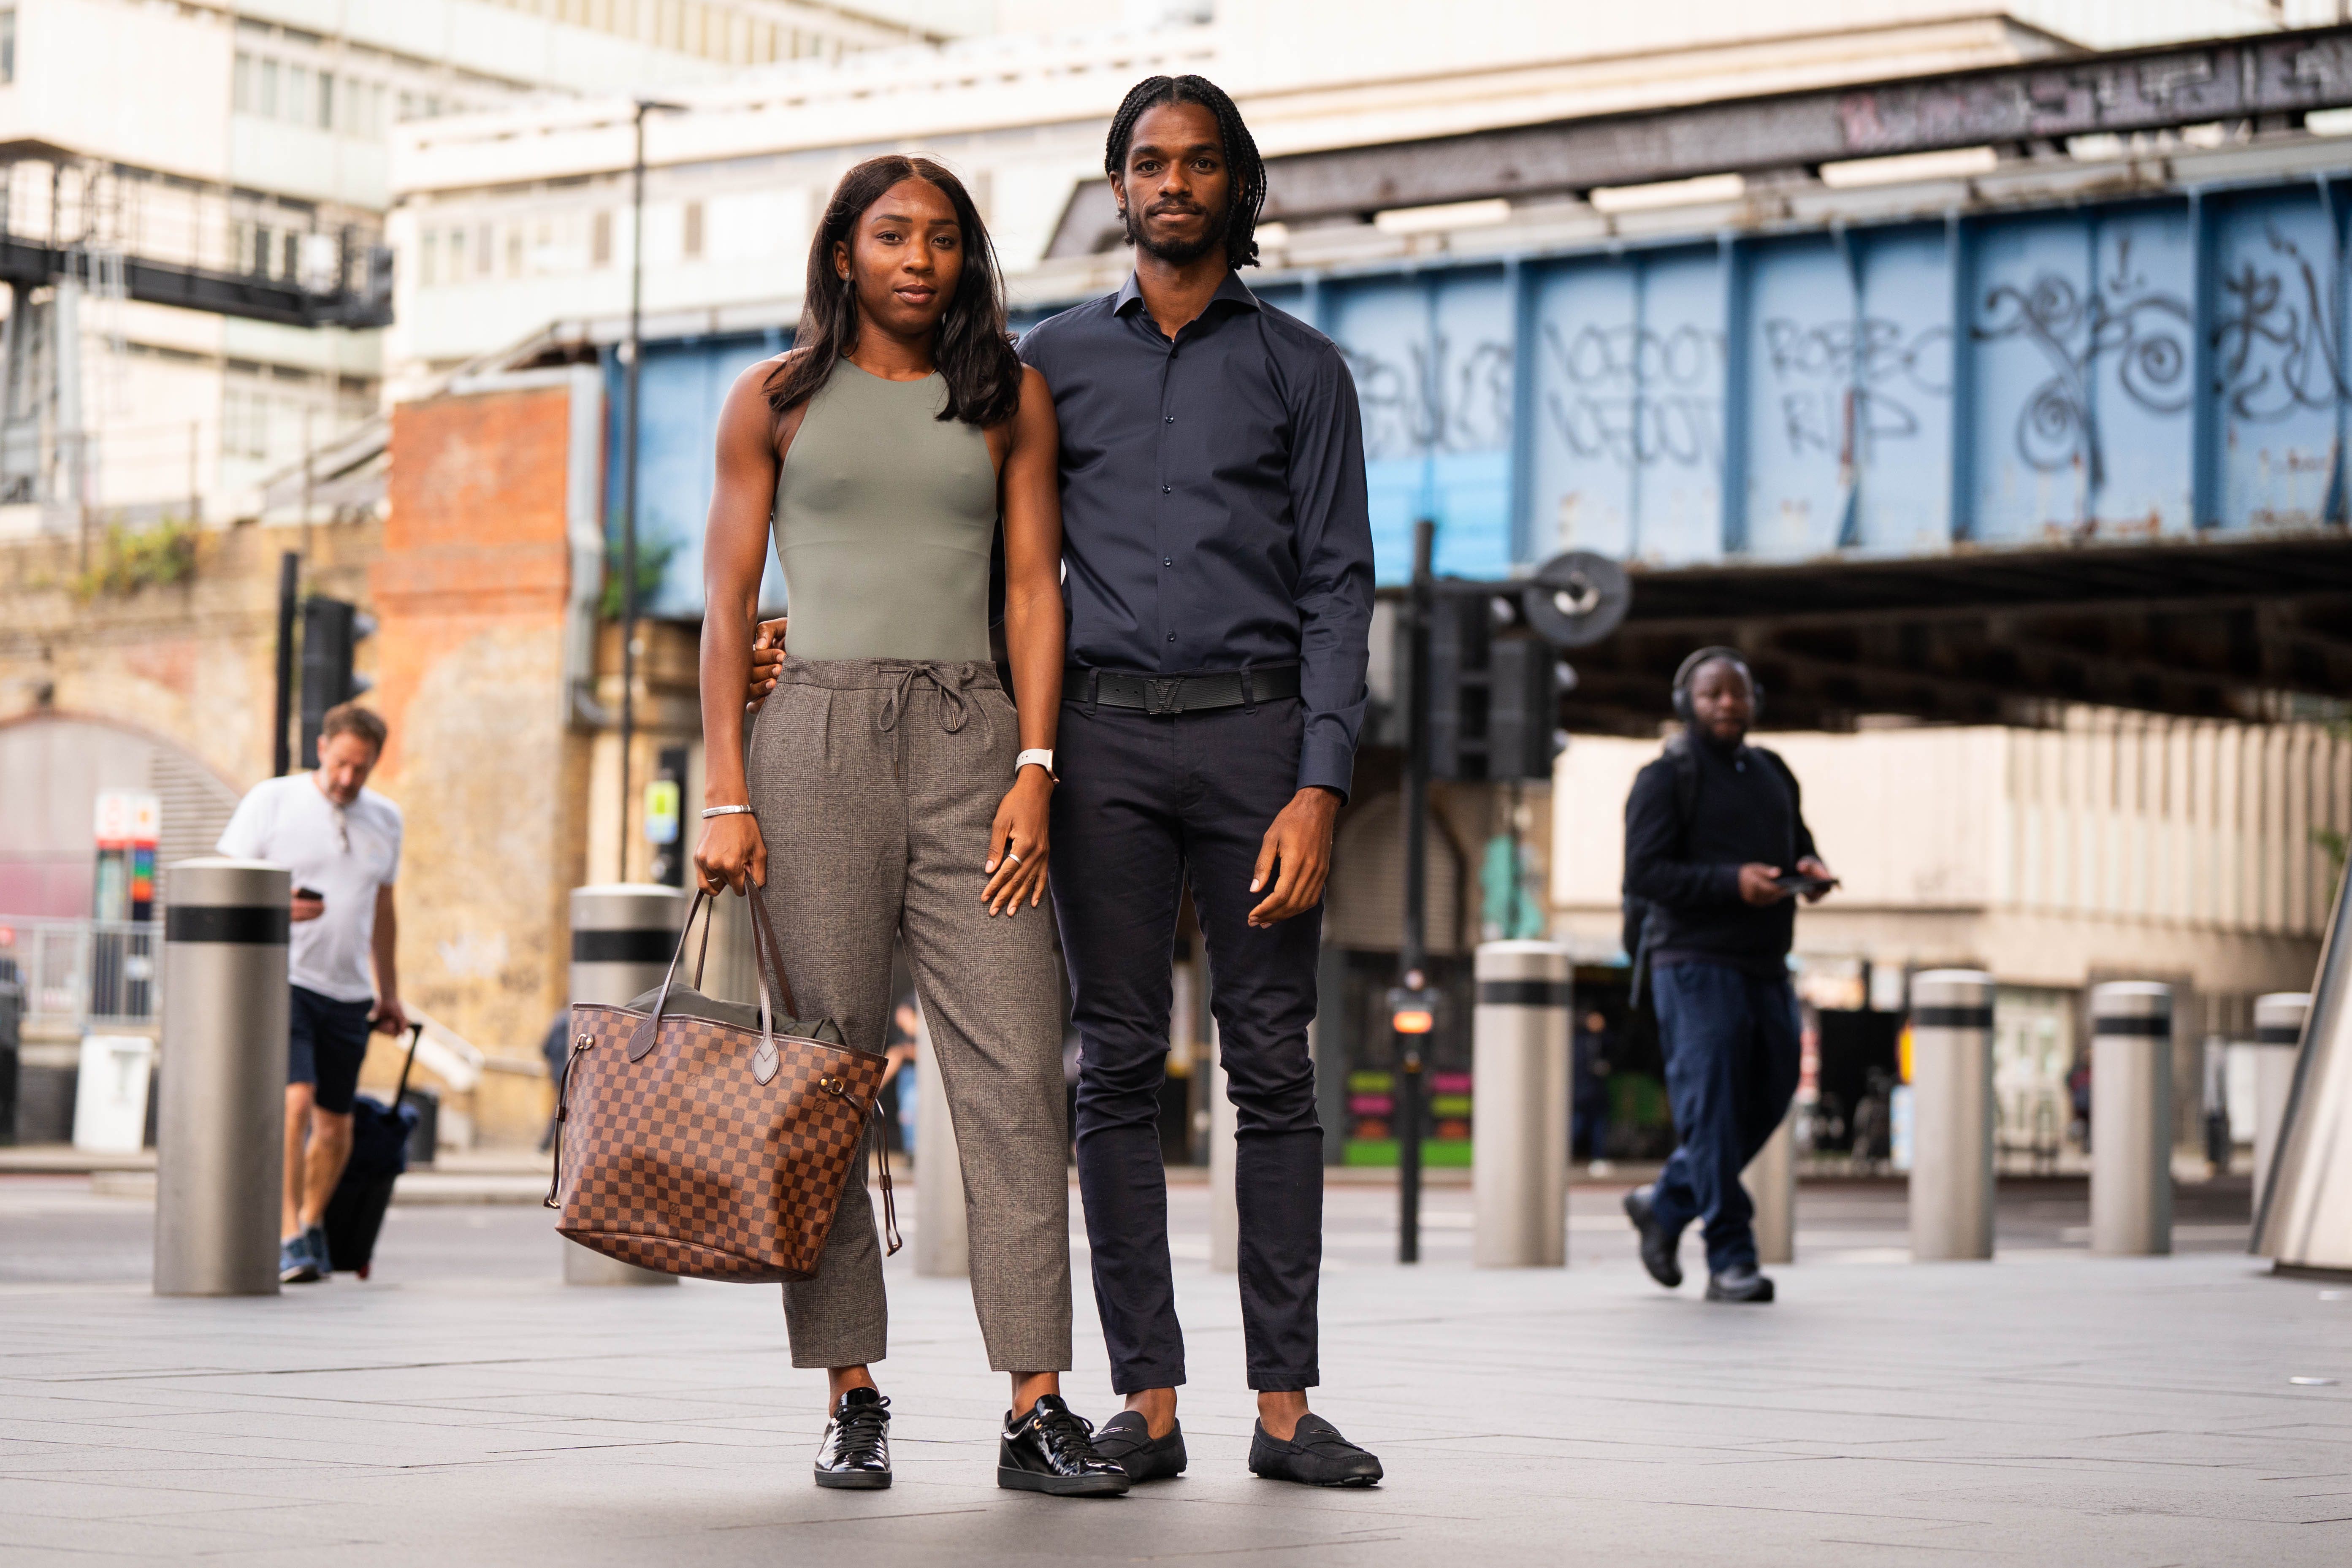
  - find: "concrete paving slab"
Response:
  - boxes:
[0,1173,2341,1565]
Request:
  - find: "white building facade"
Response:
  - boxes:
[0,0,930,533]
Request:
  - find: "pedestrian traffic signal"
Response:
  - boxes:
[299,596,375,767]
[1417,591,1563,782]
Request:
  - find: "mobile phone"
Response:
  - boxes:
[295,886,325,902]
[1771,872,1831,896]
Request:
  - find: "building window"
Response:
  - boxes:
[504,228,522,278]
[0,9,15,85]
[591,210,612,268]
[682,200,704,260]
[222,389,269,461]
[317,72,333,130]
[260,59,279,118]
[419,230,437,287]
[288,66,309,125]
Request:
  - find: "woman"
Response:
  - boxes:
[692,155,1126,1500]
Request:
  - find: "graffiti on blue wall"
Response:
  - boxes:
[626,177,2352,608]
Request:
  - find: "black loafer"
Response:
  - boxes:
[1248,1414,1382,1487]
[813,1387,891,1489]
[997,1394,1130,1497]
[1706,1263,1775,1303]
[1091,1411,1187,1481]
[1623,1184,1684,1289]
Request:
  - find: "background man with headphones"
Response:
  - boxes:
[1619,648,1835,1304]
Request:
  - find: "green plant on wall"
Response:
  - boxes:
[598,536,678,620]
[72,519,197,600]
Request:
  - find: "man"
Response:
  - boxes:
[1017,74,1379,1487]
[1620,649,1832,1304]
[217,701,407,1284]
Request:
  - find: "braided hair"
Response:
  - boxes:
[1102,75,1266,270]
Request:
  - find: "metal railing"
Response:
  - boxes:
[0,918,159,1030]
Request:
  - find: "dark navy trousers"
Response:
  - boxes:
[1050,694,1324,1394]
[1647,960,1802,1275]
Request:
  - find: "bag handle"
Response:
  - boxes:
[626,888,784,1085]
[391,1019,424,1107]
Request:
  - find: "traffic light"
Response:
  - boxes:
[1417,591,1561,782]
[299,596,375,766]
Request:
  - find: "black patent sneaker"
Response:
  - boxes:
[1705,1263,1775,1303]
[1623,1184,1684,1289]
[1091,1411,1187,1482]
[997,1394,1130,1497]
[813,1387,891,1489]
[1248,1414,1383,1487]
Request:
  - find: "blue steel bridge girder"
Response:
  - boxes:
[622,133,2352,727]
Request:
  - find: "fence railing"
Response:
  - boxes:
[0,918,159,1030]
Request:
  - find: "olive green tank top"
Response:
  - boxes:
[771,360,998,662]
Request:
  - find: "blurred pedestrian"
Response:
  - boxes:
[878,995,919,1154]
[1619,649,1833,1304]
[215,701,407,1285]
[1572,1009,1613,1164]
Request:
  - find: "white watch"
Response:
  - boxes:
[1015,748,1055,779]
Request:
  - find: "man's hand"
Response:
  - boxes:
[1795,856,1839,904]
[291,889,325,923]
[372,994,410,1036]
[1249,788,1342,928]
[1737,863,1791,906]
[746,617,786,712]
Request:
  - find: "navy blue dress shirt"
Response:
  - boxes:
[1018,270,1375,799]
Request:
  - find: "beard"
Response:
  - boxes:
[1124,198,1232,266]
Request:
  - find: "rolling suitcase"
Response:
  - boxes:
[323,1022,424,1279]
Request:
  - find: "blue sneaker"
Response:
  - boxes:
[280,1234,322,1284]
[303,1224,333,1280]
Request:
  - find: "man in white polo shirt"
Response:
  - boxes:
[217,701,407,1284]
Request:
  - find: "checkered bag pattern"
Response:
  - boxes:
[553,1000,887,1282]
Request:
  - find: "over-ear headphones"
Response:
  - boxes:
[1671,646,1762,724]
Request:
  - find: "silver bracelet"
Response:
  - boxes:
[700,804,755,819]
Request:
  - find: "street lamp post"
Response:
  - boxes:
[618,97,685,881]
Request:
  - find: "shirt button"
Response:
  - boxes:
[1164,414,1175,424]
[1167,634,1176,643]
[1160,484,1171,494]
[1162,557,1172,567]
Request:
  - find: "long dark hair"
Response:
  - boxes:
[764,155,1021,428]
[1103,75,1267,271]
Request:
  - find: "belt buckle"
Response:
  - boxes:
[1144,676,1184,716]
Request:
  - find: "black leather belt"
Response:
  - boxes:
[1067,663,1301,715]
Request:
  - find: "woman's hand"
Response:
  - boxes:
[694,812,769,895]
[981,769,1052,915]
[745,618,786,712]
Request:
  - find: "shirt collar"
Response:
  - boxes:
[1112,268,1263,319]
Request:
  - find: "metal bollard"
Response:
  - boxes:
[1909,970,1997,1261]
[2090,981,2173,1256]
[2249,992,2308,1220]
[1742,1105,1795,1265]
[912,1002,968,1278]
[154,858,290,1297]
[563,883,684,1286]
[1472,941,1570,1268]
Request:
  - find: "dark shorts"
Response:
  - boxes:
[289,985,374,1115]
